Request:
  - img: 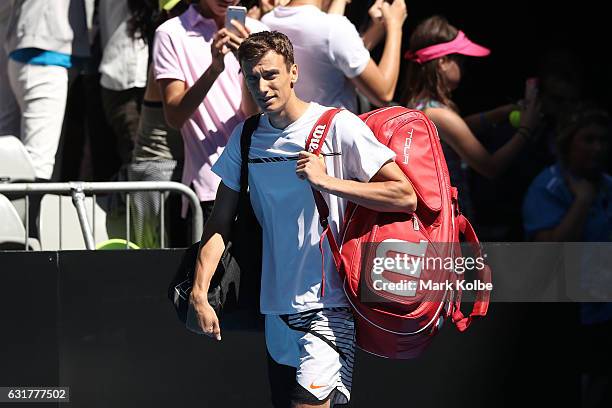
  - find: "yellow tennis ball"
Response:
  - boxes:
[509,110,521,128]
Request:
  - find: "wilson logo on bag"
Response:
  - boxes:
[308,124,327,152]
[307,107,492,359]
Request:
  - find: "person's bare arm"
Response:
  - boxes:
[349,0,407,105]
[296,152,416,213]
[190,182,240,341]
[158,24,250,128]
[159,69,223,129]
[360,0,385,51]
[427,98,540,179]
[326,0,350,15]
[463,104,516,134]
[361,21,385,51]
[327,0,384,51]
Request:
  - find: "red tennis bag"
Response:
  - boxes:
[307,106,492,359]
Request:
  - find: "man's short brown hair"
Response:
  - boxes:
[238,31,295,71]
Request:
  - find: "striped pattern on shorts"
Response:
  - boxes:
[279,307,355,404]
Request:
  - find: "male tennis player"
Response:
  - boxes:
[190,31,416,408]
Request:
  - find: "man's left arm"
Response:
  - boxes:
[296,152,417,213]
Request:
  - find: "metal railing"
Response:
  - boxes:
[0,181,203,250]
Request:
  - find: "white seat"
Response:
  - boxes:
[0,135,36,182]
[38,194,109,250]
[0,136,37,226]
[0,193,40,250]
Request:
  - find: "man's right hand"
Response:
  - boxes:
[188,183,240,342]
[190,289,222,341]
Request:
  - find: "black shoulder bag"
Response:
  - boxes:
[168,114,263,330]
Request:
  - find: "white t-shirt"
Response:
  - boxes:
[261,6,370,113]
[212,103,395,314]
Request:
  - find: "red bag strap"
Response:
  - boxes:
[304,108,343,296]
[304,108,342,155]
[452,214,492,332]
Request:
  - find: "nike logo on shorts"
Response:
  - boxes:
[309,382,327,390]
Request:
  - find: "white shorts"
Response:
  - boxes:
[265,307,355,406]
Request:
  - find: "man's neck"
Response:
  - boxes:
[196,3,224,29]
[268,96,310,130]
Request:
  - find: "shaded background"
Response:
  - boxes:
[342,0,612,113]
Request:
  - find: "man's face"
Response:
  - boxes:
[199,0,239,18]
[242,51,298,114]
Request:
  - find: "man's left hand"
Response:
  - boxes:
[296,151,328,189]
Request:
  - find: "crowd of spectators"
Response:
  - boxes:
[0,0,609,245]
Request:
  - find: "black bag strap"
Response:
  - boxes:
[239,114,262,200]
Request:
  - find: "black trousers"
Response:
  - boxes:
[100,86,145,167]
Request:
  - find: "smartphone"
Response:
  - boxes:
[225,6,247,35]
[525,77,539,101]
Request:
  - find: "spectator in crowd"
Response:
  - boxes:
[522,109,611,242]
[2,0,90,181]
[98,0,150,173]
[127,0,190,248]
[248,0,387,64]
[324,0,393,114]
[534,50,585,165]
[402,15,540,219]
[261,0,407,113]
[522,109,612,408]
[153,0,267,221]
[326,0,387,53]
[467,49,586,241]
[58,0,116,182]
[326,0,351,15]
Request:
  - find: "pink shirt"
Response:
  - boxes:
[153,5,268,210]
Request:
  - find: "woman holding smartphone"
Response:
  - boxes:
[401,16,541,218]
[152,0,267,225]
